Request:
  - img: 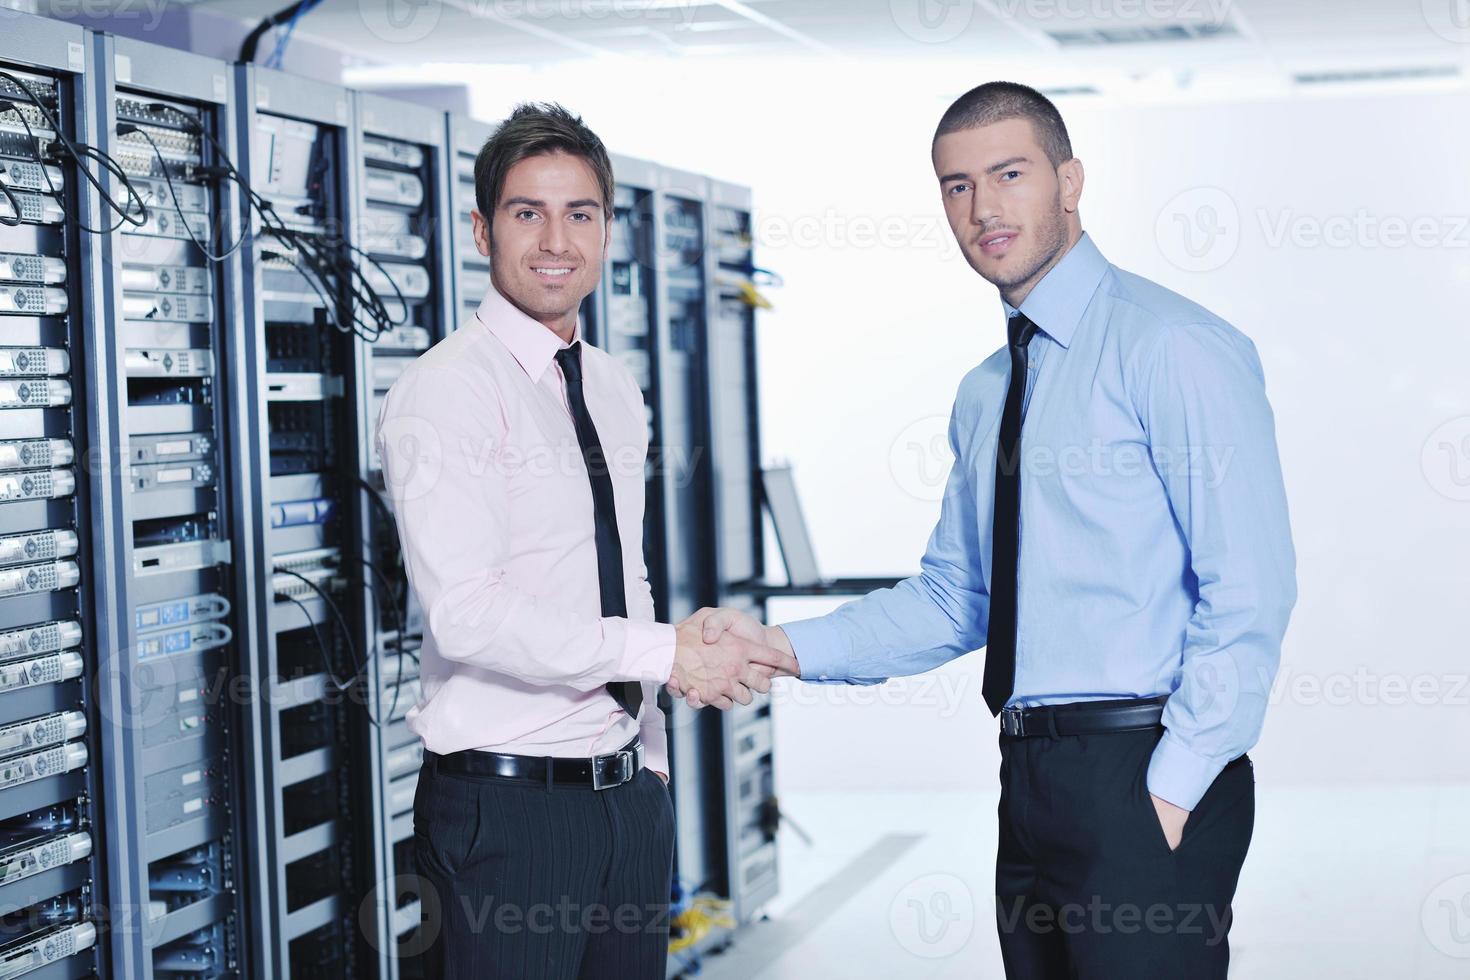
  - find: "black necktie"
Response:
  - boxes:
[554,343,642,721]
[983,312,1039,716]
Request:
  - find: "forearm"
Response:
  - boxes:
[779,569,987,684]
[417,571,675,689]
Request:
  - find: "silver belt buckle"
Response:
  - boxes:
[1000,706,1026,737]
[592,746,638,791]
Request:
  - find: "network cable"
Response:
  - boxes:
[0,71,147,232]
[121,115,247,262]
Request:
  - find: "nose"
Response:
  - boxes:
[970,181,1000,227]
[538,216,569,256]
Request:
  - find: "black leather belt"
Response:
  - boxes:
[999,695,1167,738]
[427,738,643,791]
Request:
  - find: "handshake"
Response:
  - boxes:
[666,608,801,710]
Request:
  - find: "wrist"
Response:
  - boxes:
[765,625,798,674]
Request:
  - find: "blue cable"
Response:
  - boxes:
[266,0,322,69]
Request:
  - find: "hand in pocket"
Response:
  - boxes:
[1149,792,1190,851]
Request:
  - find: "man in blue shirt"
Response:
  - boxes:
[681,81,1296,977]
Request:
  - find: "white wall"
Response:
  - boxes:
[465,62,1470,792]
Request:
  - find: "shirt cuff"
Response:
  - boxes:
[639,709,669,778]
[620,620,676,684]
[781,616,851,683]
[1145,728,1227,811]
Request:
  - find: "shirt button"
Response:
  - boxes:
[819,674,829,681]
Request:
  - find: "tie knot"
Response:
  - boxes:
[1007,313,1038,350]
[555,342,583,382]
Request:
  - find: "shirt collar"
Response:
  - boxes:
[475,283,583,383]
[1000,230,1109,349]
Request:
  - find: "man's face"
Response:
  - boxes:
[473,150,609,333]
[933,117,1081,299]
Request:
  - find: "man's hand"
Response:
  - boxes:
[668,609,799,711]
[1149,793,1190,851]
[671,608,800,710]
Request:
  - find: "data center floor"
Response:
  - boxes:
[692,785,1470,980]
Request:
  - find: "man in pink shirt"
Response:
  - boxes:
[376,103,793,978]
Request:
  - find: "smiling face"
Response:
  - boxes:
[933,116,1084,306]
[473,149,610,341]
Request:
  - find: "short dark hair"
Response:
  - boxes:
[473,101,614,219]
[933,81,1073,169]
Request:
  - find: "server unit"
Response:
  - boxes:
[0,14,108,980]
[92,34,251,980]
[351,91,454,980]
[233,66,373,980]
[445,116,493,324]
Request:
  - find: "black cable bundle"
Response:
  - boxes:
[177,117,407,341]
[0,70,147,233]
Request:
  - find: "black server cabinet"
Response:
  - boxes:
[92,33,252,980]
[351,91,454,980]
[0,13,108,979]
[233,66,373,980]
[702,181,775,924]
[445,115,493,326]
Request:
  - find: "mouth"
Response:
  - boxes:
[976,231,1018,257]
[530,266,575,282]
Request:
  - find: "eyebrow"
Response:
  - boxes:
[502,196,603,211]
[938,156,1032,184]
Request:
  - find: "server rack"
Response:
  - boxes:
[350,92,454,980]
[91,33,251,980]
[0,13,109,979]
[581,154,776,973]
[233,65,373,980]
[445,115,493,324]
[701,180,776,923]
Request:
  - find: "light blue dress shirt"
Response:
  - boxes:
[783,231,1296,810]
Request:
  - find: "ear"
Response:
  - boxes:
[471,209,491,257]
[1058,157,1084,214]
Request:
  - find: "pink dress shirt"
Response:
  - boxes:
[374,285,676,775]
